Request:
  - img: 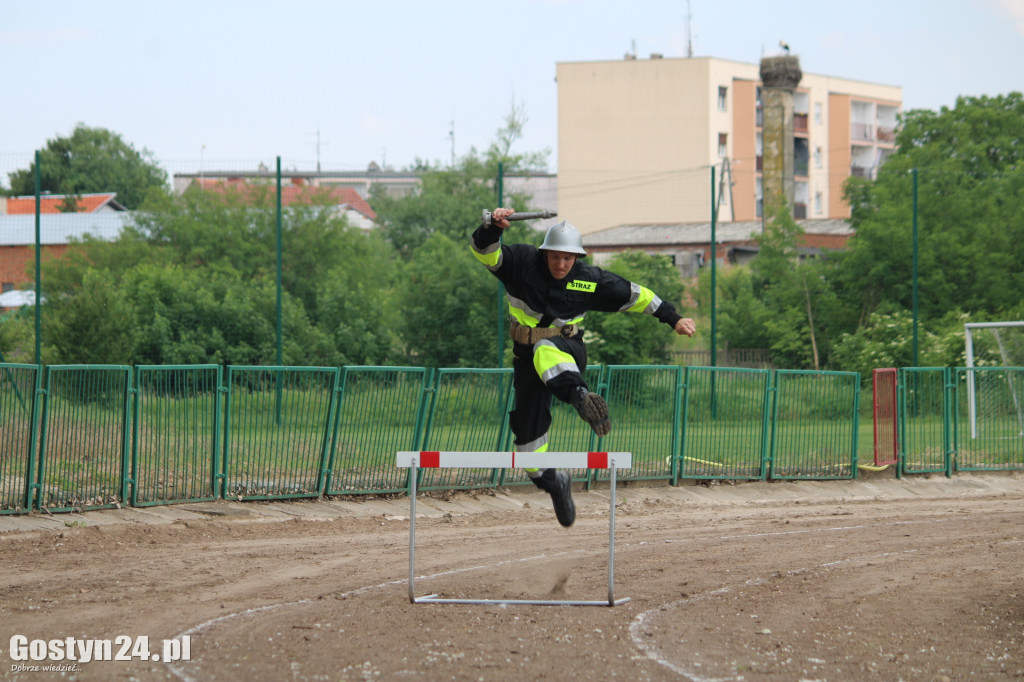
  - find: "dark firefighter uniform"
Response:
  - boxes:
[470,219,684,454]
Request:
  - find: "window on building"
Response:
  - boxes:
[718,86,728,112]
[814,146,822,168]
[814,102,822,124]
[718,133,728,157]
[814,191,823,215]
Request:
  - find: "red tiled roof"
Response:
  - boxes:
[5,193,123,214]
[196,179,376,220]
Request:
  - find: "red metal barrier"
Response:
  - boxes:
[873,368,898,466]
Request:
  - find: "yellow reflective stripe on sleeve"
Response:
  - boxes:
[470,244,502,269]
[622,283,662,314]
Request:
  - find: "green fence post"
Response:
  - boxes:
[496,161,505,369]
[945,367,955,478]
[912,167,919,368]
[216,367,228,499]
[34,151,41,365]
[671,364,684,486]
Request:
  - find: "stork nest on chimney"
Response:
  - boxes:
[759,56,802,90]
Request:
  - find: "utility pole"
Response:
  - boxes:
[686,0,694,57]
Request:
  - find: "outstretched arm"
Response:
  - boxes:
[674,317,696,337]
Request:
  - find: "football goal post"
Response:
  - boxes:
[964,321,1024,439]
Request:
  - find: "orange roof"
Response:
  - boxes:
[195,179,376,220]
[5,193,124,214]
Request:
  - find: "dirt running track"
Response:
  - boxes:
[1,473,1023,682]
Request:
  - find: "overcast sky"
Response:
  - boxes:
[3,0,1022,176]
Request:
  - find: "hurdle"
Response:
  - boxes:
[396,450,632,606]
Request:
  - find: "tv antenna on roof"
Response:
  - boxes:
[305,128,329,172]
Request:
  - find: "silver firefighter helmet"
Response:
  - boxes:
[539,220,587,256]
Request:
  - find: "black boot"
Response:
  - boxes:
[531,469,576,527]
[571,386,611,437]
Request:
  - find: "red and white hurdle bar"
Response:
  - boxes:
[397,451,632,607]
[396,450,632,470]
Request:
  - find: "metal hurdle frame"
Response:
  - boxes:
[396,451,632,607]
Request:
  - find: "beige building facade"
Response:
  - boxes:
[556,56,901,234]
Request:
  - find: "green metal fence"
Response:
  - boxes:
[593,365,682,485]
[7,360,1018,515]
[417,368,513,491]
[954,367,1024,472]
[131,365,222,506]
[900,367,951,475]
[770,370,860,480]
[0,363,40,513]
[681,367,771,480]
[327,366,429,495]
[222,366,339,501]
[37,365,132,512]
[502,364,606,489]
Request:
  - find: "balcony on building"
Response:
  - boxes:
[794,138,809,177]
[851,100,876,143]
[877,103,899,144]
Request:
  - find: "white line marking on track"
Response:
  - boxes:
[164,549,586,681]
[164,515,991,681]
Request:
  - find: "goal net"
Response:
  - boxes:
[964,322,1024,439]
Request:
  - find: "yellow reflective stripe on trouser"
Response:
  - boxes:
[470,243,502,270]
[620,282,663,314]
[515,436,549,473]
[533,339,579,384]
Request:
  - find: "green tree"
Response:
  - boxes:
[750,200,830,369]
[584,251,686,365]
[8,124,168,209]
[708,266,774,349]
[317,230,401,365]
[836,93,1024,326]
[711,199,846,370]
[371,103,549,256]
[831,309,957,381]
[18,183,395,366]
[483,99,551,172]
[46,269,138,364]
[122,264,332,366]
[398,232,497,367]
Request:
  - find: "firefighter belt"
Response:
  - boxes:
[509,320,581,345]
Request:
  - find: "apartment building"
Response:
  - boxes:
[556,55,901,234]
